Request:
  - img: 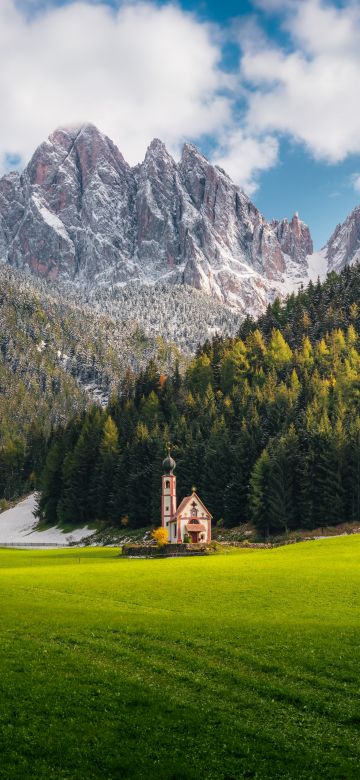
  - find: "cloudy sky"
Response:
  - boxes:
[2,0,360,246]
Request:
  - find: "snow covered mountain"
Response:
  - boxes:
[325,206,360,273]
[0,123,313,317]
[0,123,358,319]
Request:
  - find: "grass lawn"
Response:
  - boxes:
[0,539,359,779]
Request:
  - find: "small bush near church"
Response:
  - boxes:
[152,527,168,546]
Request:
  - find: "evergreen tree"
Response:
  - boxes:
[96,415,119,522]
[58,409,103,525]
[127,423,154,527]
[250,449,272,537]
[267,426,299,534]
[36,439,64,525]
[344,416,360,521]
[202,419,231,522]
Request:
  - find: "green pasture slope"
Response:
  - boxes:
[0,539,359,779]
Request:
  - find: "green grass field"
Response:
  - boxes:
[0,539,359,779]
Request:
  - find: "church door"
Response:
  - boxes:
[190,531,199,543]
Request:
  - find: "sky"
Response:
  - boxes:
[2,0,360,247]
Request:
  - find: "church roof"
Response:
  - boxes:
[172,493,212,519]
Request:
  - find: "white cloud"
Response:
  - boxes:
[351,173,360,194]
[0,1,231,168]
[6,0,360,198]
[240,0,360,163]
[213,130,279,194]
[0,0,281,193]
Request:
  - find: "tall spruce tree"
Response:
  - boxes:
[96,415,119,522]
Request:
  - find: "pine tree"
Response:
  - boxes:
[250,449,271,538]
[96,415,119,522]
[202,419,231,522]
[127,423,154,527]
[267,426,299,534]
[58,409,103,525]
[344,416,360,521]
[36,439,64,524]
[224,417,261,527]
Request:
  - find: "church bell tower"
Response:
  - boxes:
[161,451,177,528]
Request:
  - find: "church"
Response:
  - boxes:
[161,452,212,543]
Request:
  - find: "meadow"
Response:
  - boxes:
[0,539,359,779]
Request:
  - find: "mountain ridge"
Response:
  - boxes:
[0,124,311,317]
[0,122,359,318]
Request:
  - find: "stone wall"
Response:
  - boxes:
[121,543,206,557]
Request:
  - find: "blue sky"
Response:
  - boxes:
[5,0,360,247]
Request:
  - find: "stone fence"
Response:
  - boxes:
[121,542,207,558]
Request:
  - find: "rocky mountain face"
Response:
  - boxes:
[0,124,315,317]
[271,213,313,265]
[325,206,360,273]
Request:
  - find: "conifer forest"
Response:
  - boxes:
[36,264,360,536]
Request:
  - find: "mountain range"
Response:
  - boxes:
[1,123,359,321]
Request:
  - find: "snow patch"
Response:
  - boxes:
[306,248,328,283]
[0,494,94,547]
[32,195,70,242]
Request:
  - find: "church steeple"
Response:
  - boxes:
[161,449,177,536]
[162,449,176,475]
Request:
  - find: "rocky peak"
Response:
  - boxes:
[325,205,360,272]
[145,137,170,158]
[271,212,313,265]
[0,123,316,315]
[141,138,177,180]
[181,141,208,166]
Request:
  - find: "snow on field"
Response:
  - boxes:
[0,494,94,547]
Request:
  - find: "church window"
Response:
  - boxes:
[166,480,170,489]
[191,502,198,518]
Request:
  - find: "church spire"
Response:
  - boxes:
[162,447,176,475]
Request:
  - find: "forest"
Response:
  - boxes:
[37,264,360,536]
[0,265,182,501]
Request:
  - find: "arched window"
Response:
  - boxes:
[190,501,198,517]
[165,480,170,489]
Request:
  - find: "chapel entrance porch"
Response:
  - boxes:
[186,522,206,544]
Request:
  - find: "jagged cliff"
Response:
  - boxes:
[0,124,313,316]
[325,206,360,273]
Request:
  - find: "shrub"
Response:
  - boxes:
[152,527,168,547]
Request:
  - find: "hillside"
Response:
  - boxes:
[238,261,360,347]
[0,264,182,499]
[33,274,242,354]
